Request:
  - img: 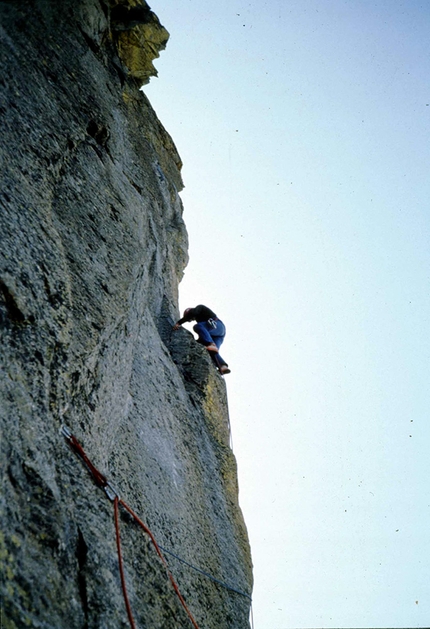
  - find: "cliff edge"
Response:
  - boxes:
[0,1,253,627]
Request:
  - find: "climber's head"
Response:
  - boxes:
[183,307,193,319]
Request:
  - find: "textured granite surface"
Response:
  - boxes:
[0,2,252,627]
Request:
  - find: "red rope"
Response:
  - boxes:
[67,433,108,489]
[63,428,201,629]
[119,500,201,629]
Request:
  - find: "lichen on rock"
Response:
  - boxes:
[109,0,170,87]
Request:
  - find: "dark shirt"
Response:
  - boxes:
[178,305,218,325]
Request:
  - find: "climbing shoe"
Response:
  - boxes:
[219,366,231,375]
[205,343,219,352]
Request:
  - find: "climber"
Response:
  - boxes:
[172,305,231,375]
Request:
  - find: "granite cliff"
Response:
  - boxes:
[0,1,253,627]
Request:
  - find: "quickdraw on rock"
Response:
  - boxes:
[61,425,201,629]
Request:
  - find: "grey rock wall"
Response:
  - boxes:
[0,1,253,627]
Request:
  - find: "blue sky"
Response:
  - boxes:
[145,1,430,627]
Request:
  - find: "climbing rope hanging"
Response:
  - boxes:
[61,425,253,629]
[61,425,200,629]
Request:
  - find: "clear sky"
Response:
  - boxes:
[145,2,430,627]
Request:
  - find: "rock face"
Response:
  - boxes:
[0,1,253,628]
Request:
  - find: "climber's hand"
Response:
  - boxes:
[172,323,181,331]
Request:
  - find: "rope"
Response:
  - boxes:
[65,429,108,489]
[119,499,200,629]
[158,545,251,600]
[62,425,253,628]
[62,426,200,629]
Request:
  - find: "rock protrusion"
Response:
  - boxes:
[110,0,170,87]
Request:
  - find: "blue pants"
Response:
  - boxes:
[193,319,228,366]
